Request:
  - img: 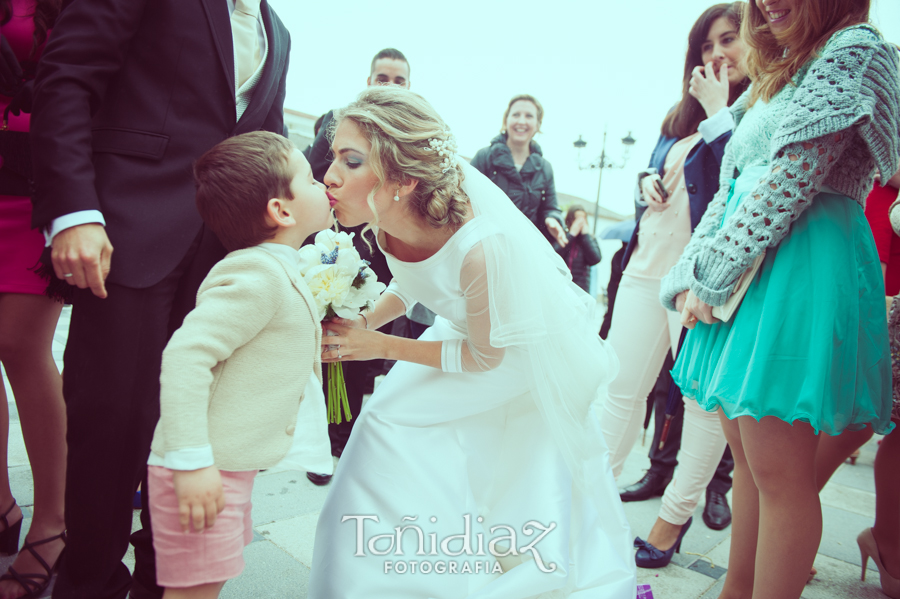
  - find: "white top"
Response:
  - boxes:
[379,217,507,374]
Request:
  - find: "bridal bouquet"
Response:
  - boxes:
[298,230,386,424]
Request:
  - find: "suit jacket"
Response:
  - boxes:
[30,0,291,288]
[150,247,322,471]
[305,109,335,183]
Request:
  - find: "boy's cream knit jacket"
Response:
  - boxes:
[151,246,322,471]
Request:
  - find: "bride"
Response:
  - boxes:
[308,87,635,598]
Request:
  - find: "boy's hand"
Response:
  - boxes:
[172,466,226,533]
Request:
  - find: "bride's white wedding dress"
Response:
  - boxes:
[308,164,636,598]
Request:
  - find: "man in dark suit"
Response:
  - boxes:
[29,2,290,598]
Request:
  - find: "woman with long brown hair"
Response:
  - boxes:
[662,0,899,595]
[598,3,750,566]
[0,0,66,597]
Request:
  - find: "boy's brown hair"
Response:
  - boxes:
[194,132,295,251]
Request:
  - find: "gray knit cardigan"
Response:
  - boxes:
[661,24,900,310]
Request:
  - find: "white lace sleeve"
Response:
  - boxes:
[441,243,505,373]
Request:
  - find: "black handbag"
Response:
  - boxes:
[0,105,32,197]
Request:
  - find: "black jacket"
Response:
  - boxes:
[470,134,563,240]
[553,232,601,292]
[31,0,291,289]
[305,109,335,183]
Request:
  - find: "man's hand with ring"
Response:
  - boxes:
[51,224,113,299]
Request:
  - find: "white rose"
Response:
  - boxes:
[335,245,362,269]
[305,264,355,318]
[297,244,324,276]
[314,229,355,251]
[343,268,386,313]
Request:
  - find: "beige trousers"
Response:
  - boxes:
[600,271,727,525]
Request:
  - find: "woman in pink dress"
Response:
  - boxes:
[0,1,66,597]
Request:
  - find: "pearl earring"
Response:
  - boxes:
[393,190,400,202]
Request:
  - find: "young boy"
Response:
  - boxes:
[147,132,332,599]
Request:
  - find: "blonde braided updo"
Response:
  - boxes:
[331,87,470,231]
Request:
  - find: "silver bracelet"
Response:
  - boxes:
[360,312,369,330]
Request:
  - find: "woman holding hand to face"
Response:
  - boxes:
[599,4,749,567]
[661,0,899,596]
[553,205,602,293]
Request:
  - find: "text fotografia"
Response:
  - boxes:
[341,514,558,574]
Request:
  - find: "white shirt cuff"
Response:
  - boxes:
[697,108,735,145]
[156,445,216,471]
[45,210,106,246]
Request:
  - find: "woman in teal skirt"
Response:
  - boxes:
[658,0,900,597]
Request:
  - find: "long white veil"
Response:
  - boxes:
[459,161,632,567]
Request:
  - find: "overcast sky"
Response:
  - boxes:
[270,0,900,218]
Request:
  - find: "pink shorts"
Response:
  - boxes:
[147,466,258,587]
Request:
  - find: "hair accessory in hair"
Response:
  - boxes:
[425,131,459,173]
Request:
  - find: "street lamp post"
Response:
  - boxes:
[574,128,636,235]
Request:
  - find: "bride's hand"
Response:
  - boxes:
[330,315,367,330]
[322,320,387,362]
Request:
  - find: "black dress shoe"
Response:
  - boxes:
[702,489,732,530]
[619,470,672,502]
[306,472,333,486]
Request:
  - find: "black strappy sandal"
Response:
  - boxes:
[0,500,22,556]
[0,530,66,598]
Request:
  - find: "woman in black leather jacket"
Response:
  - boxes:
[470,94,567,246]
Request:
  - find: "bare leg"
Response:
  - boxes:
[741,416,821,599]
[0,294,66,599]
[0,383,23,530]
[718,411,756,599]
[815,426,873,491]
[873,428,900,579]
[163,581,226,599]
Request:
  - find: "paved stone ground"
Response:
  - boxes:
[0,305,888,598]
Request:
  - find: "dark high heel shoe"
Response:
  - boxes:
[634,517,692,569]
[0,499,22,556]
[858,528,900,598]
[0,530,66,599]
